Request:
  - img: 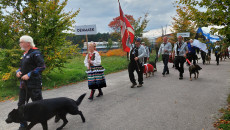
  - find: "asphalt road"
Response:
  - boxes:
[0,54,230,130]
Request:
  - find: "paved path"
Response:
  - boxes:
[0,54,230,130]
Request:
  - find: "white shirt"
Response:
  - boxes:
[173,42,188,56]
[84,51,101,67]
[158,42,172,55]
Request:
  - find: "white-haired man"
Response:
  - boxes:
[158,36,172,76]
[16,35,45,130]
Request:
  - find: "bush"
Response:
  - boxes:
[0,48,22,87]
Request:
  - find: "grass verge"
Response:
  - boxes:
[213,94,230,129]
[0,52,157,102]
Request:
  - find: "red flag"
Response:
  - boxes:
[119,1,134,52]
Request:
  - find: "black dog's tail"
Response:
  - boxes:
[76,93,86,106]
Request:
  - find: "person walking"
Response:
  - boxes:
[142,42,150,63]
[84,43,106,100]
[214,41,221,65]
[126,37,146,88]
[228,46,230,58]
[158,36,172,76]
[187,39,197,65]
[16,35,46,130]
[172,36,188,80]
[200,50,206,65]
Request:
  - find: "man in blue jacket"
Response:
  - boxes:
[187,39,197,65]
[16,35,46,130]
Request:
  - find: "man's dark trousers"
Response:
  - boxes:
[128,62,144,85]
[215,52,220,65]
[18,87,43,106]
[188,53,196,65]
[174,56,185,76]
[162,54,169,74]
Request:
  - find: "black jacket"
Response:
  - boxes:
[18,48,45,89]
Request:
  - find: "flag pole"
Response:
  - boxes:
[86,33,90,69]
[118,0,140,71]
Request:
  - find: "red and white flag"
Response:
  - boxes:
[118,0,135,52]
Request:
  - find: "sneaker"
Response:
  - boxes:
[96,93,103,97]
[166,72,169,74]
[179,77,183,80]
[179,73,183,80]
[18,126,27,130]
[88,97,93,100]
[131,83,137,88]
[137,84,143,87]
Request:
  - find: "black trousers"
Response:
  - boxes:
[18,88,43,106]
[201,51,206,64]
[144,57,148,64]
[215,52,220,64]
[162,54,169,74]
[188,53,196,65]
[128,62,144,85]
[174,56,185,74]
[208,49,211,56]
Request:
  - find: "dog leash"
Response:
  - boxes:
[20,80,28,120]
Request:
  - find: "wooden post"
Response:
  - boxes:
[86,33,88,55]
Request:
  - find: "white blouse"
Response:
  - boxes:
[84,51,101,67]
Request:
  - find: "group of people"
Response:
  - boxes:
[127,34,230,86]
[14,34,229,130]
[124,35,188,89]
[158,35,188,79]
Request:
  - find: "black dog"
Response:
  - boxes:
[6,93,86,130]
[189,64,202,81]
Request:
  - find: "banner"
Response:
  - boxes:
[75,25,97,35]
[118,0,134,52]
[193,39,208,53]
[177,32,190,37]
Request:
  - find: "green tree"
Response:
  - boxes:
[108,13,149,40]
[0,0,80,81]
[177,0,230,45]
[107,38,113,50]
[142,37,151,47]
[109,32,120,41]
[0,9,18,49]
[170,4,196,43]
[133,13,149,38]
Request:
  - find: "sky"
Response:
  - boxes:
[62,0,177,33]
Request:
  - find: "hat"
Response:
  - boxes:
[136,38,141,42]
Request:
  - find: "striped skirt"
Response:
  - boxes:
[86,66,107,89]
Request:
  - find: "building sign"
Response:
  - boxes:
[75,24,97,35]
[177,32,190,37]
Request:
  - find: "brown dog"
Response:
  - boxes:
[189,64,202,81]
[205,55,211,64]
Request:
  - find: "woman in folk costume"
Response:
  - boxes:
[84,43,106,100]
